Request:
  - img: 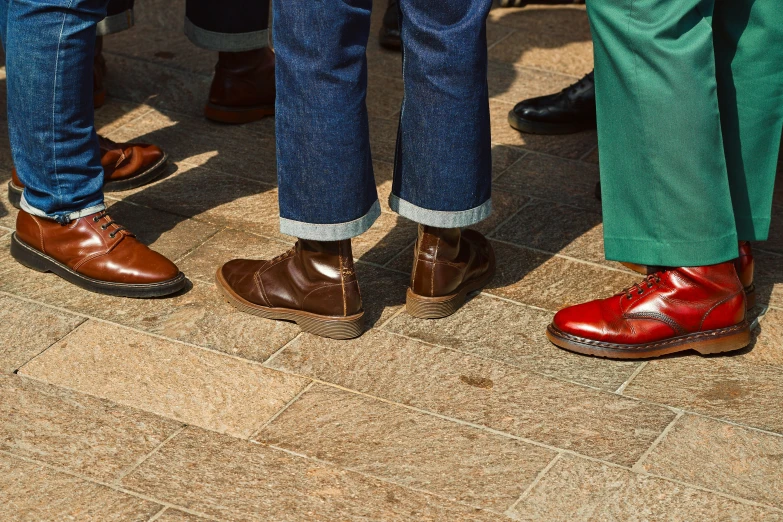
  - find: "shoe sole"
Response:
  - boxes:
[215,267,364,340]
[204,103,274,124]
[546,321,751,360]
[379,27,402,51]
[508,108,596,135]
[6,153,169,210]
[406,246,496,319]
[10,233,187,298]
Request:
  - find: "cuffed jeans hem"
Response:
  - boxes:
[96,10,134,36]
[184,17,268,52]
[388,194,491,228]
[20,194,105,224]
[604,232,739,267]
[279,200,381,241]
[735,215,771,242]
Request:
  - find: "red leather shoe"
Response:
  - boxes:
[620,241,756,309]
[546,262,750,359]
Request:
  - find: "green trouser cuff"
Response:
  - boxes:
[604,231,739,267]
[735,215,771,242]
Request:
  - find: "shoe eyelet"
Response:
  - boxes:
[109,232,116,238]
[93,216,100,222]
[101,224,108,230]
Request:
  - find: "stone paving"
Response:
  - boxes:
[1,1,783,521]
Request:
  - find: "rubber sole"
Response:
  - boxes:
[6,153,168,211]
[10,233,187,298]
[546,321,751,359]
[215,267,364,340]
[379,27,401,51]
[508,109,596,135]
[406,247,496,319]
[204,103,274,124]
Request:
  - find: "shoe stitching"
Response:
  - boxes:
[699,289,743,331]
[253,270,271,307]
[623,311,687,336]
[550,321,748,351]
[339,241,347,317]
[431,237,440,297]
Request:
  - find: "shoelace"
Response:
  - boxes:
[624,273,662,299]
[92,211,127,239]
[562,72,593,95]
[269,245,297,264]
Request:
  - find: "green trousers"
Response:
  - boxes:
[587,0,783,266]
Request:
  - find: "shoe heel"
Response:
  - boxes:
[693,324,751,355]
[297,313,364,340]
[10,234,51,273]
[7,181,22,209]
[406,288,465,319]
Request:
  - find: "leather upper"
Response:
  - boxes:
[552,262,746,345]
[209,48,275,109]
[15,209,180,284]
[11,136,164,188]
[220,240,362,317]
[512,71,596,125]
[736,241,754,289]
[410,226,492,297]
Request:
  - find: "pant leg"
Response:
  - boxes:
[97,0,133,36]
[587,0,739,267]
[185,0,269,51]
[714,0,783,242]
[273,0,379,241]
[389,0,493,227]
[7,0,108,222]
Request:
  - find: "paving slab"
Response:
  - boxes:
[511,454,782,521]
[0,454,162,522]
[0,374,181,481]
[267,329,676,466]
[0,295,83,373]
[642,414,783,509]
[256,383,556,512]
[383,294,639,391]
[18,320,309,437]
[122,426,500,522]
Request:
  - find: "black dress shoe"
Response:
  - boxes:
[508,70,596,135]
[379,0,401,51]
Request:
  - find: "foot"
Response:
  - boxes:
[620,241,756,309]
[379,0,401,51]
[546,263,750,359]
[8,136,168,209]
[406,225,495,319]
[94,36,107,109]
[216,240,364,339]
[204,48,275,124]
[11,209,186,297]
[508,71,596,135]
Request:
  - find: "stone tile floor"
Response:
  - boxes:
[1,1,783,520]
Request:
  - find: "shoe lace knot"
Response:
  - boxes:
[269,245,297,264]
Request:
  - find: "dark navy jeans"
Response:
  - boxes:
[1,0,109,222]
[274,0,494,240]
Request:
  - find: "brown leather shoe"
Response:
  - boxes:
[7,135,168,209]
[216,240,364,339]
[406,225,495,319]
[94,35,107,109]
[11,209,186,297]
[204,48,275,124]
[620,241,756,309]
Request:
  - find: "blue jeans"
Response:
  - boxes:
[1,0,108,223]
[273,0,493,240]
